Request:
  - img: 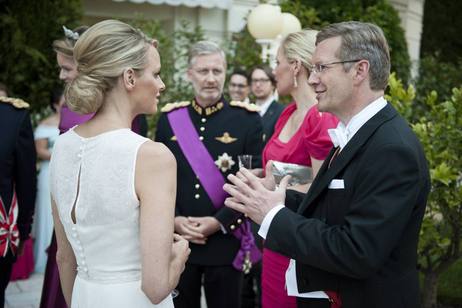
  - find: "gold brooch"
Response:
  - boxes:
[215,132,237,144]
[215,153,235,172]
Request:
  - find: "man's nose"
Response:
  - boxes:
[308,71,319,86]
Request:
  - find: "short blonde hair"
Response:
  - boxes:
[280,29,318,72]
[65,20,153,114]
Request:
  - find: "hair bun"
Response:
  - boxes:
[65,73,105,114]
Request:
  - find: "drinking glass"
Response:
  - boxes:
[238,154,253,169]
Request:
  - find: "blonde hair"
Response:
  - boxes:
[280,29,318,72]
[65,20,153,114]
[52,26,89,58]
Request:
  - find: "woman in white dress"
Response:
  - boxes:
[49,20,190,307]
[33,90,63,273]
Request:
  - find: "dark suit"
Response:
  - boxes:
[156,98,263,308]
[0,99,36,308]
[261,100,285,145]
[265,103,430,308]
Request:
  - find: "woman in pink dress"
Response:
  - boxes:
[261,30,338,308]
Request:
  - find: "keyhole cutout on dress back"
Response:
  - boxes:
[71,166,82,224]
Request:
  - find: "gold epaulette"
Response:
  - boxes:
[229,100,260,112]
[0,96,30,109]
[160,101,191,113]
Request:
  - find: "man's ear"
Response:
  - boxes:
[185,68,192,82]
[353,60,370,84]
[123,68,136,90]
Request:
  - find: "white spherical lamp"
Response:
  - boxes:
[280,13,302,37]
[247,4,283,40]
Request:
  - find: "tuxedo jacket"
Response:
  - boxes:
[265,104,430,308]
[156,98,263,266]
[0,101,36,262]
[261,100,285,145]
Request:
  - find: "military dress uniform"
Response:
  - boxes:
[0,97,37,308]
[155,98,263,308]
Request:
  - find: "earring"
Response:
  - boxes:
[293,75,298,88]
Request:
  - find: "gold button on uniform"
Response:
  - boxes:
[194,194,200,199]
[195,184,200,189]
[199,136,204,141]
[200,127,205,131]
[201,118,206,123]
[237,218,242,224]
[230,224,236,230]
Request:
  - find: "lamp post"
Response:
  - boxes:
[247,4,301,67]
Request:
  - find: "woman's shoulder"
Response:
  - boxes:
[137,140,176,166]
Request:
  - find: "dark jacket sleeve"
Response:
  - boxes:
[265,143,428,280]
[14,111,37,240]
[215,112,264,232]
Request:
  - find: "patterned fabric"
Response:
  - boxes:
[0,192,18,257]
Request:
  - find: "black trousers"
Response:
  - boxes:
[174,263,243,308]
[0,251,14,308]
[241,261,262,308]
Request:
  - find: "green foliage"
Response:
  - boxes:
[421,0,462,63]
[387,74,462,306]
[0,0,82,121]
[129,17,204,137]
[278,0,411,83]
[226,27,263,73]
[415,55,462,104]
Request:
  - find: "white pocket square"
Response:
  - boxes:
[328,179,345,189]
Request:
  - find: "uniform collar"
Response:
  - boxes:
[192,97,225,116]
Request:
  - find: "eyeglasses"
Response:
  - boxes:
[309,59,361,75]
[251,78,271,84]
[229,82,248,89]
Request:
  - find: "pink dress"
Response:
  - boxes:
[261,102,338,308]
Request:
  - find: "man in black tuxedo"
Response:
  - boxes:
[0,89,37,308]
[250,66,284,144]
[224,21,430,308]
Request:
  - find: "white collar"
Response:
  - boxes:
[257,94,276,117]
[328,96,387,149]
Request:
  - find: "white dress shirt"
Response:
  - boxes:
[257,94,276,117]
[258,96,387,298]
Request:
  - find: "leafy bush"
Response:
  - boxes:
[387,74,462,308]
[0,0,82,121]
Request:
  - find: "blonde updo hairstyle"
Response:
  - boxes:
[65,20,153,114]
[280,29,318,74]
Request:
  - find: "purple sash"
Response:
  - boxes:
[167,107,261,272]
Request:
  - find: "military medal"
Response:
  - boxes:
[214,153,235,172]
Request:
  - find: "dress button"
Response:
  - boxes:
[194,194,200,199]
[71,226,76,231]
[200,127,205,131]
[201,118,206,123]
[72,232,77,238]
[84,267,88,272]
[77,153,82,158]
[237,218,242,224]
[195,184,200,189]
[230,224,236,230]
[81,260,86,265]
[199,136,204,141]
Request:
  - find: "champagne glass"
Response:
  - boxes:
[238,154,253,169]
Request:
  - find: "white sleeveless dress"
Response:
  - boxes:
[49,127,174,308]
